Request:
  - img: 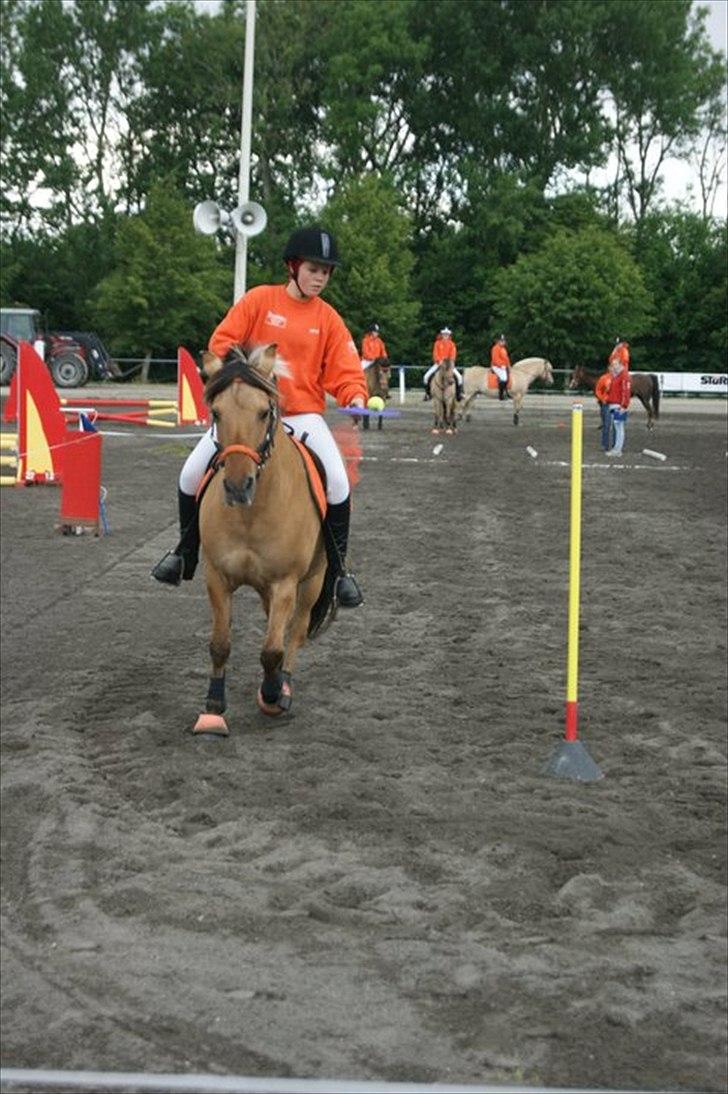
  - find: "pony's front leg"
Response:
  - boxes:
[193,568,232,738]
[512,392,524,426]
[257,577,297,716]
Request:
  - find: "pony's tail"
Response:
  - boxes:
[651,374,660,420]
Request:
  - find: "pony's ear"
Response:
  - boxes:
[256,343,278,376]
[201,351,223,380]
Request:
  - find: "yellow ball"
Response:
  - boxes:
[367,395,385,412]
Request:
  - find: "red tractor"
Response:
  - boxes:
[0,307,120,387]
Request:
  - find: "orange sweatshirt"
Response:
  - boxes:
[609,343,630,371]
[490,344,511,368]
[433,336,457,363]
[595,372,612,403]
[209,284,367,415]
[362,333,388,360]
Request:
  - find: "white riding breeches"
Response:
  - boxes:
[178,413,349,506]
[424,364,463,384]
[491,365,508,383]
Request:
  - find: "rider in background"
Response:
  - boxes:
[609,337,630,372]
[490,333,511,401]
[151,225,367,609]
[361,322,388,371]
[606,358,631,458]
[423,327,463,401]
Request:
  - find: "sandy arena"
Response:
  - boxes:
[1,389,726,1093]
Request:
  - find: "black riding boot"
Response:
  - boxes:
[423,378,432,401]
[456,379,464,402]
[151,489,200,585]
[498,380,508,401]
[325,498,363,608]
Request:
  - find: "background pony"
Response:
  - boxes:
[568,364,660,430]
[460,357,554,425]
[431,358,458,434]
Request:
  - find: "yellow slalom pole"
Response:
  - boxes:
[545,399,602,780]
[565,402,583,741]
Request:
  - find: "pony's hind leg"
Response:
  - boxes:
[194,568,232,737]
[257,577,297,715]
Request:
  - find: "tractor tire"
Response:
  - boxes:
[1,341,17,385]
[50,352,89,388]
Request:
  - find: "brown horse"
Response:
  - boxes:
[431,358,457,434]
[568,364,660,430]
[362,357,391,431]
[193,344,330,737]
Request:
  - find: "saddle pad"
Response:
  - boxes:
[289,436,327,520]
[487,370,511,391]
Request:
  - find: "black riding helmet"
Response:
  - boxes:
[282,226,341,267]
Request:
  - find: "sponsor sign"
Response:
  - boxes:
[656,372,727,393]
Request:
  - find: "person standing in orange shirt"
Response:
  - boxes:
[490,333,511,400]
[609,337,630,372]
[594,368,613,452]
[360,323,388,371]
[152,225,367,609]
[423,327,463,400]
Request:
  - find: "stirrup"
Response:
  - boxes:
[151,551,184,586]
[335,573,363,608]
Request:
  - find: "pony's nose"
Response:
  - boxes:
[224,475,256,506]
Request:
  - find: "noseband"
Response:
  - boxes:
[216,396,279,476]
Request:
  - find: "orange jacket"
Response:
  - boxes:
[362,333,387,360]
[595,372,612,403]
[490,343,510,368]
[609,343,630,371]
[209,284,367,416]
[433,335,457,363]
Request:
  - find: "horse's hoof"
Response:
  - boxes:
[192,712,229,737]
[256,679,292,716]
[446,428,453,434]
[431,428,440,434]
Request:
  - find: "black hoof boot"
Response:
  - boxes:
[152,551,185,586]
[335,573,364,608]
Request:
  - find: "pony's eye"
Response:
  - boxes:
[258,409,268,421]
[211,409,220,423]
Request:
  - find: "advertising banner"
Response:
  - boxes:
[656,373,727,393]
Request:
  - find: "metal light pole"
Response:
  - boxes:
[234,0,257,303]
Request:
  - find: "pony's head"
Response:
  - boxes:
[202,344,282,507]
[567,364,584,389]
[541,359,554,385]
[370,357,391,399]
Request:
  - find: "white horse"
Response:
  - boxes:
[460,357,554,425]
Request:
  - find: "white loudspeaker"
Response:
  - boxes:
[231,201,268,238]
[193,200,231,236]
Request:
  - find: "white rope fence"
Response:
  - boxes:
[0,1069,650,1094]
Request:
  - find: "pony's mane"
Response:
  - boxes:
[204,347,280,406]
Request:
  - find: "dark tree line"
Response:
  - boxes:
[1,0,725,372]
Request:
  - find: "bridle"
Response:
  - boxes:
[214,391,280,478]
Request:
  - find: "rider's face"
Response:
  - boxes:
[296,261,332,298]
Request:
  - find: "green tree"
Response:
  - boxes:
[631,210,727,372]
[596,0,725,223]
[490,226,653,369]
[320,175,420,362]
[91,183,230,357]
